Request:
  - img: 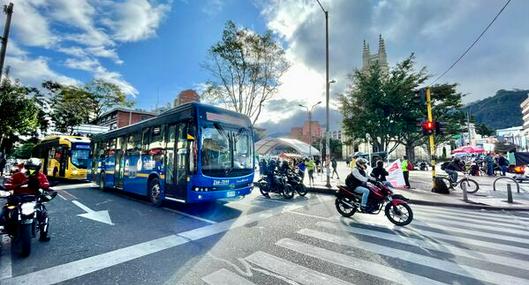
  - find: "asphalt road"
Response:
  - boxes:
[1,181,529,285]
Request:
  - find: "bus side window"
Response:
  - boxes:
[150,125,164,162]
[108,139,116,156]
[142,128,150,153]
[176,123,188,180]
[187,122,197,174]
[165,125,176,183]
[49,148,55,160]
[127,132,141,155]
[99,141,107,158]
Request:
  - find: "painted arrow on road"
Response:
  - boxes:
[72,200,114,225]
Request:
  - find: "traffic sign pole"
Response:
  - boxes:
[426,87,436,183]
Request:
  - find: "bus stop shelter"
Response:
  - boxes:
[255,137,321,158]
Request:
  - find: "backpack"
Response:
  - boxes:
[440,162,449,171]
[407,161,414,171]
[432,177,450,194]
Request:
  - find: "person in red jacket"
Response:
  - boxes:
[2,158,51,241]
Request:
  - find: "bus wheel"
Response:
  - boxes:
[99,173,106,191]
[148,178,163,207]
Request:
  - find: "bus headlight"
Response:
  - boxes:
[73,170,79,175]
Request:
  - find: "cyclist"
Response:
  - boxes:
[445,157,465,183]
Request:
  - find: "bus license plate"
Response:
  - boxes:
[226,191,235,198]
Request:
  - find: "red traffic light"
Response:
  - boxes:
[421,120,435,135]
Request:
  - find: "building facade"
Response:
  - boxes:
[362,35,388,73]
[521,95,529,149]
[289,121,323,145]
[93,108,156,130]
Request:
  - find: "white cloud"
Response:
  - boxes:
[5,55,79,86]
[107,0,171,42]
[10,0,57,47]
[202,0,224,16]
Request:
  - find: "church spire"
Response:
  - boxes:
[378,34,387,71]
[362,40,369,69]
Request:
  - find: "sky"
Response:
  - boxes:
[2,0,529,134]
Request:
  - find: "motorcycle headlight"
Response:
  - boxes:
[21,202,36,215]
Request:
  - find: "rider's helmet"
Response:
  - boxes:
[281,160,289,171]
[453,157,461,163]
[356,158,368,170]
[25,158,42,176]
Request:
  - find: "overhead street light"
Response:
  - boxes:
[299,101,321,158]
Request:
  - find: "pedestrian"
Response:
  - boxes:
[297,158,307,182]
[349,154,358,170]
[306,158,315,187]
[401,155,412,189]
[315,157,321,174]
[485,153,495,176]
[0,155,5,177]
[497,153,509,176]
[331,157,339,179]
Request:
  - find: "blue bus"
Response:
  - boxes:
[90,102,255,204]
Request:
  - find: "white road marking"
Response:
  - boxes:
[202,268,256,285]
[0,236,12,280]
[417,214,529,236]
[415,209,529,230]
[61,190,78,199]
[299,228,529,285]
[245,251,352,285]
[287,210,335,221]
[414,206,529,226]
[162,208,217,224]
[72,200,114,226]
[316,221,529,270]
[2,195,324,284]
[277,238,447,285]
[56,193,67,200]
[413,205,529,222]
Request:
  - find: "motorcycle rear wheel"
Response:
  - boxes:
[282,185,295,199]
[335,198,356,217]
[385,203,413,226]
[17,223,32,257]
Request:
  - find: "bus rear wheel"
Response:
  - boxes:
[148,178,163,207]
[99,173,106,191]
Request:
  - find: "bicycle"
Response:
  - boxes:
[437,172,480,193]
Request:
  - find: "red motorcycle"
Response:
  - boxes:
[335,181,413,226]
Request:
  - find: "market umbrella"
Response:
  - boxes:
[451,146,485,154]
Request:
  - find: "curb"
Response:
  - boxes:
[308,186,529,212]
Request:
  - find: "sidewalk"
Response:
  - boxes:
[305,161,529,211]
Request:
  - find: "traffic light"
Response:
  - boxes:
[413,88,426,105]
[435,121,447,135]
[421,120,435,135]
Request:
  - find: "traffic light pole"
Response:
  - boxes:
[426,87,436,184]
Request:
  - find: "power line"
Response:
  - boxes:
[431,0,512,85]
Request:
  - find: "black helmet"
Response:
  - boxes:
[356,158,368,170]
[25,157,42,176]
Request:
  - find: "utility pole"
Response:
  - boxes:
[0,3,13,81]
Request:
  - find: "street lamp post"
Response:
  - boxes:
[316,0,333,187]
[299,101,321,158]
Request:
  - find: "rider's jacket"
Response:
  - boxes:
[4,172,49,195]
[346,167,374,190]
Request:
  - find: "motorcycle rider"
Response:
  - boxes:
[445,157,465,183]
[2,158,52,241]
[345,158,376,211]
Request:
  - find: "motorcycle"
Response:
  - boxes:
[335,181,413,226]
[285,169,307,196]
[0,186,57,257]
[255,171,295,199]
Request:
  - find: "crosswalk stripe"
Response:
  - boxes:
[276,238,447,285]
[414,207,529,226]
[316,221,529,271]
[415,209,529,230]
[245,251,352,285]
[298,228,529,285]
[202,269,255,285]
[416,215,529,236]
[412,205,529,222]
[344,218,529,256]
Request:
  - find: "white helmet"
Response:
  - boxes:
[356,158,368,170]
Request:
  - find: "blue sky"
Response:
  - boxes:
[3,0,529,133]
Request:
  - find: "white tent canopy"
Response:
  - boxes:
[255,137,321,158]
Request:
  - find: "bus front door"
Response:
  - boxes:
[114,137,126,188]
[164,124,187,200]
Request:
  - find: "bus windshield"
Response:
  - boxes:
[201,123,253,177]
[71,143,91,169]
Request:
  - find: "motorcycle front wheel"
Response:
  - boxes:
[296,184,308,196]
[17,223,32,257]
[257,181,270,198]
[282,185,295,199]
[335,198,356,217]
[385,203,413,226]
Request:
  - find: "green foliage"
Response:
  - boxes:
[464,89,527,130]
[203,20,290,125]
[311,138,342,159]
[11,142,35,159]
[85,79,134,119]
[475,122,495,136]
[0,78,40,152]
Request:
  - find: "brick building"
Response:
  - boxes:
[93,108,156,130]
[289,121,322,144]
[174,89,200,107]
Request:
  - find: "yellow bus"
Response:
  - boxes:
[32,136,91,180]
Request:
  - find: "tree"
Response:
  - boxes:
[312,138,342,159]
[202,21,290,125]
[84,79,133,120]
[0,78,40,153]
[475,122,494,137]
[46,82,94,134]
[11,142,35,159]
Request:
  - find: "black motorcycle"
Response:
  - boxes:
[285,169,307,196]
[0,187,57,257]
[255,171,295,199]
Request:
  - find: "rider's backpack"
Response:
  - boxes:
[440,162,449,171]
[432,177,450,194]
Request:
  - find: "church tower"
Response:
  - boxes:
[362,40,369,69]
[361,35,389,73]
